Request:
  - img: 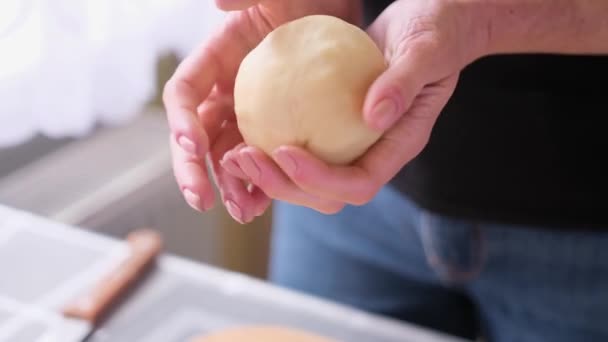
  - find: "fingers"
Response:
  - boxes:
[209,122,271,223]
[364,4,450,133]
[360,75,459,184]
[225,147,345,214]
[170,135,215,211]
[163,12,262,163]
[198,90,235,144]
[363,48,432,132]
[272,146,378,206]
[220,143,249,180]
[270,76,458,206]
[266,123,423,207]
[167,97,239,217]
[214,140,272,223]
[164,41,221,157]
[164,13,269,218]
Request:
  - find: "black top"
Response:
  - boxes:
[364,0,608,229]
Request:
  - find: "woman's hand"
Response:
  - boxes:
[221,0,488,216]
[163,0,362,223]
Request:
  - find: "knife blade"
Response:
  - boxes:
[39,229,163,342]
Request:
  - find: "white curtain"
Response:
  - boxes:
[0,0,226,147]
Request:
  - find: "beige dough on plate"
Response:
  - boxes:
[191,325,337,342]
[234,15,387,165]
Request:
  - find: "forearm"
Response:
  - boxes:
[473,0,608,55]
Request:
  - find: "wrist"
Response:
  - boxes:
[471,0,560,55]
[440,0,496,63]
[470,0,607,56]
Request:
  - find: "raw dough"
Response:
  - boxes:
[234,15,386,165]
[192,325,337,342]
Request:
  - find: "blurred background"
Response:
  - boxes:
[0,0,272,279]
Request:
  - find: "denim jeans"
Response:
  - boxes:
[269,186,608,342]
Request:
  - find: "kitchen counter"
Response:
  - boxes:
[0,205,467,342]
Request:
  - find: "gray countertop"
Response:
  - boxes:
[0,205,467,342]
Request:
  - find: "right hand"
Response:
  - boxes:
[163,0,362,223]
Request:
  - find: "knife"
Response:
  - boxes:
[40,229,163,342]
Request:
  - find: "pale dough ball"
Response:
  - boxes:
[234,15,387,165]
[192,325,336,342]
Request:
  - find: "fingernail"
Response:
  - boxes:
[239,151,261,182]
[371,98,398,131]
[273,149,297,176]
[225,200,244,224]
[221,157,248,180]
[184,189,201,211]
[178,135,196,154]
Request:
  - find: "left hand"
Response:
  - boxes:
[222,0,488,216]
[163,0,362,224]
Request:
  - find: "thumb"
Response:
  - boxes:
[363,47,434,132]
[215,0,263,11]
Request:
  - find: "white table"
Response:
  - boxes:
[0,205,467,342]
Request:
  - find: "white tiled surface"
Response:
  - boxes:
[0,206,467,342]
